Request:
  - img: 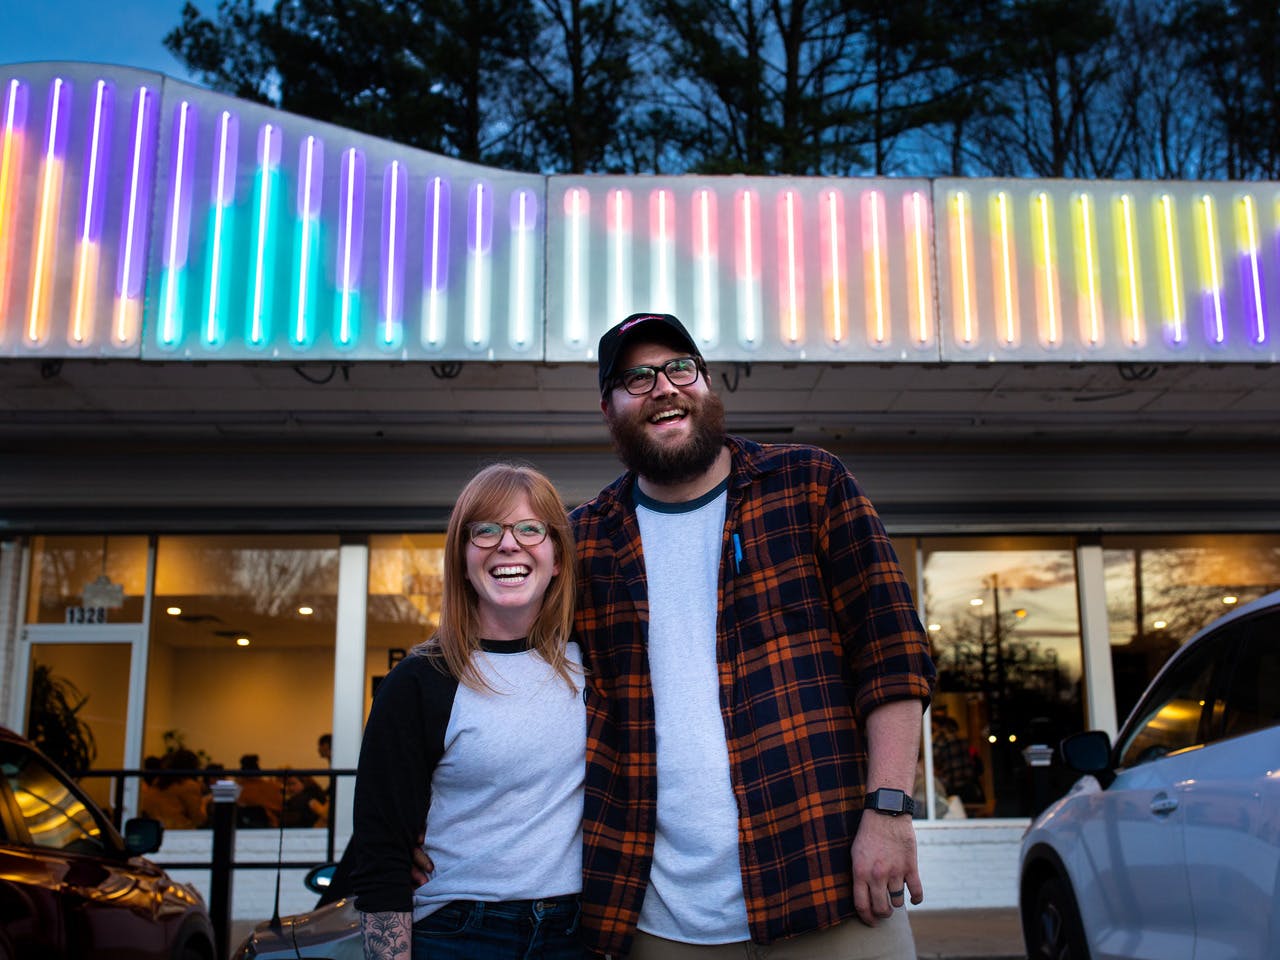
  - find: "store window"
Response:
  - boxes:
[26,535,148,624]
[366,535,445,717]
[144,535,339,830]
[921,537,1085,818]
[1102,534,1280,722]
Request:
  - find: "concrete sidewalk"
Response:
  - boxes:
[910,907,1025,960]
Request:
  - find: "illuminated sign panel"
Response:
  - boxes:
[935,179,1278,362]
[544,176,939,362]
[0,63,1276,365]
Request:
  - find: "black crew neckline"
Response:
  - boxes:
[479,637,532,654]
[633,476,730,514]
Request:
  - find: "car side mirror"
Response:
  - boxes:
[305,862,338,894]
[123,816,164,855]
[1060,730,1113,774]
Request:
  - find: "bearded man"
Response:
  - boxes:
[572,312,937,960]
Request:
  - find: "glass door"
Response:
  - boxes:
[11,535,153,821]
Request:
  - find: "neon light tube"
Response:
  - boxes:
[466,180,492,349]
[949,190,975,345]
[563,186,588,347]
[823,188,850,345]
[380,160,407,348]
[1033,191,1059,347]
[0,79,27,330]
[70,79,113,346]
[203,110,238,347]
[246,123,281,347]
[990,191,1018,346]
[649,188,675,314]
[692,187,718,346]
[1114,193,1143,346]
[860,190,886,346]
[421,175,450,348]
[335,147,365,347]
[159,100,196,348]
[1237,195,1266,345]
[734,189,762,348]
[508,188,537,349]
[1156,193,1184,345]
[606,188,632,335]
[1073,192,1102,346]
[113,85,155,346]
[777,190,804,344]
[291,135,323,347]
[28,76,72,346]
[905,191,932,347]
[1197,194,1224,344]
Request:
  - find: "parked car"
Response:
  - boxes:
[231,861,360,959]
[1019,589,1280,960]
[0,725,215,959]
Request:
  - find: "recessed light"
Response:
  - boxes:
[298,605,314,616]
[235,637,250,647]
[927,623,942,632]
[1222,595,1238,605]
[969,598,984,606]
[987,735,998,744]
[166,606,182,616]
[1153,619,1167,629]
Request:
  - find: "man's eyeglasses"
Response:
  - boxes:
[612,357,702,395]
[467,519,549,548]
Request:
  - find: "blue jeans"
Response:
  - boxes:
[411,896,585,959]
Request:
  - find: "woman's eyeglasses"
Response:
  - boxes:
[467,519,549,548]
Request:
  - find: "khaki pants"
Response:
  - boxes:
[628,910,915,960]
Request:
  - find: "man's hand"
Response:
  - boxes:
[851,806,924,926]
[410,829,434,887]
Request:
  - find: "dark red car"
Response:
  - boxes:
[0,726,215,960]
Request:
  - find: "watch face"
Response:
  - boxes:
[868,788,911,814]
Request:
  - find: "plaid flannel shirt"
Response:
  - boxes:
[570,436,936,957]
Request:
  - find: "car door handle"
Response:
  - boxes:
[1150,793,1179,816]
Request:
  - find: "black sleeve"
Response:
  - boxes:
[350,653,457,913]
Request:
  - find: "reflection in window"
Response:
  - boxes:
[145,535,339,828]
[366,535,445,717]
[2,743,105,854]
[25,535,148,624]
[922,537,1084,818]
[1117,634,1223,768]
[1103,535,1280,721]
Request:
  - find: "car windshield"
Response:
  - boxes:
[1,742,107,854]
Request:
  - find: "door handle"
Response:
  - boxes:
[1150,793,1178,816]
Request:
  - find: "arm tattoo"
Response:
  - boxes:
[361,910,412,960]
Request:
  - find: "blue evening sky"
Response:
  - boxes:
[0,0,201,83]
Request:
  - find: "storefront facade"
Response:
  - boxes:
[3,60,1280,915]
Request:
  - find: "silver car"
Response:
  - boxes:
[1019,589,1280,960]
[231,864,361,959]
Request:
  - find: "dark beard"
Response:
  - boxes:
[606,390,727,485]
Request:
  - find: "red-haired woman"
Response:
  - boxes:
[351,463,585,960]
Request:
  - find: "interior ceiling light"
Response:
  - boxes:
[166,606,182,615]
[1222,595,1238,604]
[235,636,250,646]
[298,605,314,615]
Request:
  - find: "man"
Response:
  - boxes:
[573,312,936,959]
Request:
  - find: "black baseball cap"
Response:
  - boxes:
[597,313,702,394]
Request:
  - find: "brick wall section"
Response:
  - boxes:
[151,823,1023,925]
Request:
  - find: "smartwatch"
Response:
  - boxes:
[863,787,916,817]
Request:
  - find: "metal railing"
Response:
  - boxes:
[78,765,355,958]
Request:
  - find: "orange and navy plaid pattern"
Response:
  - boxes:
[571,436,936,957]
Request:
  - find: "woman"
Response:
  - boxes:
[351,463,585,960]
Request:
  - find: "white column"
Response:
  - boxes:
[1076,542,1118,737]
[331,541,370,839]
